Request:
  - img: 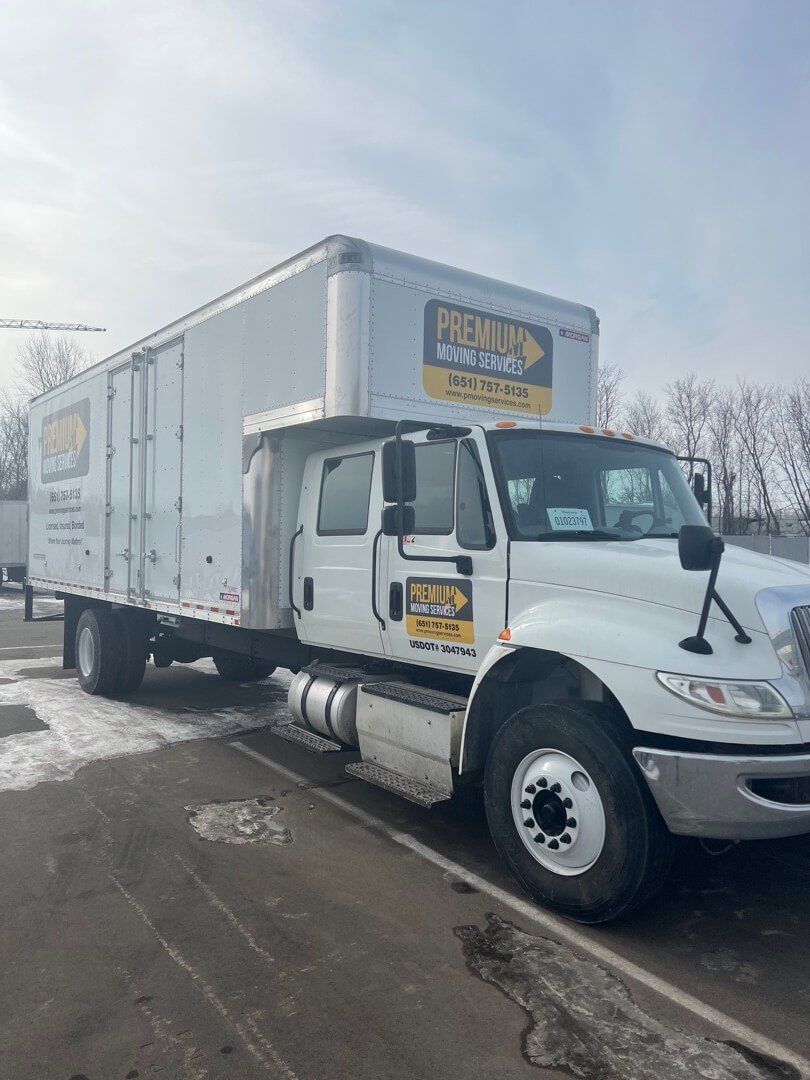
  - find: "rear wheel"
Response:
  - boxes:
[484,702,673,924]
[212,650,275,682]
[112,610,148,695]
[75,608,122,696]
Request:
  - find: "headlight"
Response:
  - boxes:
[656,672,793,719]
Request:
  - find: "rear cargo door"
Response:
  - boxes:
[139,339,184,604]
[105,361,135,597]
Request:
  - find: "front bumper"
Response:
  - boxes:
[633,746,810,839]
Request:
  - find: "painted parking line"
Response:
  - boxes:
[231,739,810,1078]
[0,645,60,654]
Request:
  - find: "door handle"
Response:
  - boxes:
[389,581,403,621]
[371,529,385,629]
[288,525,303,618]
[303,576,314,611]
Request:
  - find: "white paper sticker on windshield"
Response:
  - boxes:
[547,507,593,531]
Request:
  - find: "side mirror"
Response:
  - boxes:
[382,503,415,537]
[678,524,720,571]
[692,471,707,507]
[382,439,416,504]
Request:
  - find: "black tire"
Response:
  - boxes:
[75,607,123,696]
[111,610,147,695]
[484,702,673,924]
[212,650,275,682]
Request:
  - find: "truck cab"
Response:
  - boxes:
[287,420,810,922]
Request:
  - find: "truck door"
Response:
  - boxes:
[105,361,135,597]
[295,445,386,657]
[383,433,507,675]
[139,339,184,604]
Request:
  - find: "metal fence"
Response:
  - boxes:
[722,534,810,564]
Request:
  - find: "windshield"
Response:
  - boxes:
[489,430,706,541]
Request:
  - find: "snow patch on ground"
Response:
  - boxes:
[0,656,292,793]
[455,914,794,1079]
[186,797,293,845]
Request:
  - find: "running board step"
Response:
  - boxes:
[359,681,468,715]
[270,723,342,753]
[345,761,451,808]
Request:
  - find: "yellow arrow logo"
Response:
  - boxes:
[452,587,469,613]
[520,329,544,369]
[75,413,88,456]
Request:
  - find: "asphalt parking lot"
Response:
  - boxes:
[0,586,808,1080]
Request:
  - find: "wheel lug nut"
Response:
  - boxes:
[538,777,548,788]
[534,834,546,844]
[525,784,536,794]
[550,782,561,793]
[547,839,560,850]
[523,819,535,828]
[567,817,577,828]
[560,833,572,844]
[520,799,531,809]
[563,797,573,808]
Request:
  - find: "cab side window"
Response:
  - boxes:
[317,452,374,535]
[412,441,455,534]
[456,440,495,549]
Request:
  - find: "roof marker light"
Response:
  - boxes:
[601,428,616,437]
[579,425,595,434]
[498,627,512,641]
[496,421,517,428]
[621,432,635,440]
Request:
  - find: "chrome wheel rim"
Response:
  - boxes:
[510,748,606,876]
[77,626,95,678]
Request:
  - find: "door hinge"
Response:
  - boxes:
[107,386,116,399]
[174,496,182,512]
[105,504,113,516]
[146,549,157,563]
[176,354,184,369]
[106,445,115,457]
[175,425,183,440]
[172,573,181,588]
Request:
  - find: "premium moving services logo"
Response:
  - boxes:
[423,300,553,416]
[406,576,474,644]
[41,399,90,483]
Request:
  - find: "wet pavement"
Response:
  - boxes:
[0,586,808,1079]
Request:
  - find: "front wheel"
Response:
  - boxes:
[484,703,673,924]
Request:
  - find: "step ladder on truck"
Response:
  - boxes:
[26,236,810,923]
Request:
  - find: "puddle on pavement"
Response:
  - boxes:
[454,914,796,1079]
[186,796,293,846]
[0,704,48,737]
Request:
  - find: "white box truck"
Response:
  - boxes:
[27,236,810,922]
[0,499,28,583]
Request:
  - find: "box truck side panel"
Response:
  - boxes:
[181,308,244,608]
[29,378,109,593]
[0,500,28,569]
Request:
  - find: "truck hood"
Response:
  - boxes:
[509,538,810,634]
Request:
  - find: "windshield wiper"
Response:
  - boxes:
[524,528,628,541]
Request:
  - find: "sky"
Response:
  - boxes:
[1,0,808,396]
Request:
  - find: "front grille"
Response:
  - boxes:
[791,606,810,676]
[748,776,810,806]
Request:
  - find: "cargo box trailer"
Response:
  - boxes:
[27,236,810,922]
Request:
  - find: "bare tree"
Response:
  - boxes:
[16,332,91,397]
[706,385,740,533]
[623,390,670,444]
[0,390,29,499]
[773,379,810,534]
[663,372,715,467]
[734,380,781,534]
[596,363,625,428]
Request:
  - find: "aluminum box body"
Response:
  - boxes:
[27,236,597,628]
[0,500,27,568]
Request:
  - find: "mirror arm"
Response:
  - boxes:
[679,537,751,653]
